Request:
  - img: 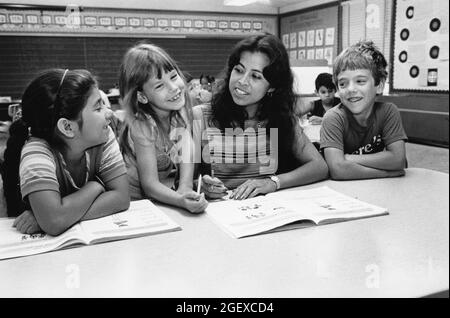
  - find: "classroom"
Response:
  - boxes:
[0,0,448,300]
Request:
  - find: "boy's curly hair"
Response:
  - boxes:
[333,40,388,86]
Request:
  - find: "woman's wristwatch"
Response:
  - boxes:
[269,175,281,191]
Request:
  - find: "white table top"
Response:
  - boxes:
[0,168,448,298]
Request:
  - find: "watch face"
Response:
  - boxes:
[270,176,280,189]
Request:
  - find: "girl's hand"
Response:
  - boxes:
[180,192,208,214]
[230,178,277,200]
[13,210,42,234]
[201,175,228,199]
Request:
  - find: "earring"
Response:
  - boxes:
[137,92,148,104]
[267,90,273,98]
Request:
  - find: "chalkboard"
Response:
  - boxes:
[0,36,241,99]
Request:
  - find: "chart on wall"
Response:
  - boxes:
[392,0,449,92]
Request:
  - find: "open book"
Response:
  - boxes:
[0,199,181,260]
[206,186,388,239]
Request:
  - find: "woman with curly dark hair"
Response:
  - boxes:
[193,34,328,200]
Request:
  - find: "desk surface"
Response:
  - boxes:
[0,168,448,298]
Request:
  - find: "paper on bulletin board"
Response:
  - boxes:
[392,0,448,92]
[298,49,306,59]
[325,27,335,45]
[282,34,289,48]
[298,31,306,47]
[307,30,315,47]
[290,32,297,48]
[315,29,324,46]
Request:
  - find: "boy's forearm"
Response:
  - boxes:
[330,160,404,180]
[279,157,329,188]
[345,151,405,170]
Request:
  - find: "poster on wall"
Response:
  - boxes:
[325,27,335,45]
[298,31,306,47]
[315,29,324,46]
[392,0,449,92]
[298,49,306,59]
[282,34,290,48]
[290,32,297,48]
[307,30,315,47]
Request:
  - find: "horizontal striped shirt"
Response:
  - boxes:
[20,127,127,200]
[193,104,278,189]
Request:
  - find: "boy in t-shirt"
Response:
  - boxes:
[307,72,341,125]
[320,40,407,180]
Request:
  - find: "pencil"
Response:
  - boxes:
[197,174,202,194]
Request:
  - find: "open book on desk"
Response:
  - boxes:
[206,186,388,239]
[0,199,181,260]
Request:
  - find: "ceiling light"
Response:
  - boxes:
[224,0,270,6]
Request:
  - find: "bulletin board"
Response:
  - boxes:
[279,2,339,66]
[392,0,449,92]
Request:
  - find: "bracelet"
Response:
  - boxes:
[269,175,281,191]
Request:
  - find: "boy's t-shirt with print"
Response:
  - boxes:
[320,102,407,154]
[19,127,127,205]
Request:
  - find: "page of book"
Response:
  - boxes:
[267,186,388,224]
[206,186,388,238]
[81,199,182,244]
[0,220,86,260]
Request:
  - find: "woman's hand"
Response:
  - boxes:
[230,178,277,200]
[179,191,208,214]
[13,210,42,234]
[201,175,228,199]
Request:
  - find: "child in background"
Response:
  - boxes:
[306,73,341,125]
[185,72,212,106]
[320,40,407,180]
[199,74,215,92]
[119,43,208,213]
[2,69,130,234]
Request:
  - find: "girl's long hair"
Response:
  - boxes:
[1,69,96,217]
[118,43,193,156]
[211,34,298,172]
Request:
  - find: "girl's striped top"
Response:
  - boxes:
[19,127,127,201]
